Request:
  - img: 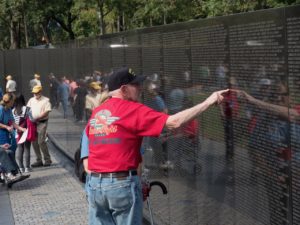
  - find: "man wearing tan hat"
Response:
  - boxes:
[5,75,17,93]
[85,81,102,120]
[27,85,52,167]
[29,73,42,91]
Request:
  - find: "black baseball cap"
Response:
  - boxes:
[108,67,146,91]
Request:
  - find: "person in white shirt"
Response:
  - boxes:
[27,85,52,167]
[5,75,17,93]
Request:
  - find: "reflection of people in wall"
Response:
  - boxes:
[57,77,70,119]
[245,78,273,173]
[235,84,298,225]
[143,81,168,167]
[165,76,199,172]
[167,85,185,115]
[144,82,168,113]
[73,80,88,122]
[199,65,210,84]
[48,73,59,109]
[220,78,240,160]
[166,117,199,173]
[216,63,228,88]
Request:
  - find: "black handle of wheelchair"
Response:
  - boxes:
[149,181,168,195]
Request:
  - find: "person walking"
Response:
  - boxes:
[83,67,228,225]
[29,73,42,91]
[68,77,78,116]
[27,85,52,167]
[73,80,88,122]
[48,73,59,108]
[57,77,70,118]
[85,81,102,120]
[5,75,17,94]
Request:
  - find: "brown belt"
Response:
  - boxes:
[38,119,48,123]
[91,170,137,178]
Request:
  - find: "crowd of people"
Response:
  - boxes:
[48,70,109,122]
[0,74,53,187]
[0,70,109,188]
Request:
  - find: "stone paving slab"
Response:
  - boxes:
[6,149,88,225]
[0,185,14,225]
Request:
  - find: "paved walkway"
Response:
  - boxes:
[1,108,266,225]
[0,109,88,225]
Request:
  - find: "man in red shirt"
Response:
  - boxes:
[84,67,228,225]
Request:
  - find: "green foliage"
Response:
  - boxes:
[73,9,100,38]
[0,0,299,49]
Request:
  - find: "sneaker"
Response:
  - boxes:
[19,168,24,173]
[31,161,43,168]
[7,173,30,188]
[7,173,18,181]
[24,168,31,173]
[20,174,30,180]
[0,173,6,183]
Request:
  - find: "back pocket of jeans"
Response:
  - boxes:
[105,182,133,211]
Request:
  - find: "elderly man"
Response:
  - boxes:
[27,85,52,167]
[5,75,17,93]
[82,67,228,225]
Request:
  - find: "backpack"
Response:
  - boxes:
[74,148,86,183]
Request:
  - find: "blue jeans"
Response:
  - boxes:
[87,174,142,225]
[0,148,19,173]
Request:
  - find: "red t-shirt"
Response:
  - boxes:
[86,97,169,172]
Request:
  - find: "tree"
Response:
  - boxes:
[0,0,300,49]
[0,0,28,49]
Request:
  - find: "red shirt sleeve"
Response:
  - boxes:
[85,123,90,138]
[135,105,169,137]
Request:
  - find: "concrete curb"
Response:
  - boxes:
[47,134,74,163]
[0,185,14,224]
